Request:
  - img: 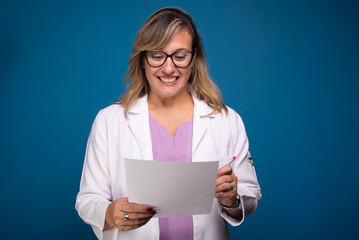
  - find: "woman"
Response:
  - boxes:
[76,7,261,240]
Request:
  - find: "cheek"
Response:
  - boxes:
[144,66,156,82]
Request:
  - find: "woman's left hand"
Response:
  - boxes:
[215,165,238,207]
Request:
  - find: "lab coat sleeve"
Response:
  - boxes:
[75,110,112,239]
[218,109,262,226]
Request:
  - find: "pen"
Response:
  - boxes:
[226,156,236,166]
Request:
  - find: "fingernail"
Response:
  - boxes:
[151,210,157,215]
[147,207,153,212]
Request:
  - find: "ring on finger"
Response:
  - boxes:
[124,212,129,221]
[229,182,234,191]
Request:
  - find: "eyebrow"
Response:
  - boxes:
[147,49,193,55]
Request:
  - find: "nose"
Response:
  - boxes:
[162,56,176,74]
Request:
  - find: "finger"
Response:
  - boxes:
[218,165,233,177]
[127,211,156,220]
[215,190,237,199]
[117,221,149,232]
[216,175,234,187]
[216,182,237,193]
[117,201,154,214]
[121,216,152,226]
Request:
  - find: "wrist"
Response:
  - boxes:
[104,203,115,230]
[220,194,241,212]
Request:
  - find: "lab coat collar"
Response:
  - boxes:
[127,94,214,116]
[126,94,215,160]
[127,95,152,160]
[192,96,214,158]
[193,96,215,118]
[128,95,148,114]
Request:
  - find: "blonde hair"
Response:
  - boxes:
[118,7,228,117]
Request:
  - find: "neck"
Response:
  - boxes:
[148,90,193,110]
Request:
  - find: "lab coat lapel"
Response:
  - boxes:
[192,97,214,159]
[127,95,153,160]
[126,95,213,160]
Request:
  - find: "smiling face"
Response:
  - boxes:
[144,29,194,102]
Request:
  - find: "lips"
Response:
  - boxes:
[158,77,179,83]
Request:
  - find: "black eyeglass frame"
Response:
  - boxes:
[144,50,195,68]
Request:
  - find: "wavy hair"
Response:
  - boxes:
[118,7,228,117]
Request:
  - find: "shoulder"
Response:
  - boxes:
[225,105,244,124]
[94,104,125,125]
[208,104,246,138]
[213,104,244,124]
[193,96,243,123]
[98,103,124,118]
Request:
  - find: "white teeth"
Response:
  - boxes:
[159,77,177,83]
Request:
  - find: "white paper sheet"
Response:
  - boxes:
[124,158,219,217]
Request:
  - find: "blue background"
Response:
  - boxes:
[1,0,358,239]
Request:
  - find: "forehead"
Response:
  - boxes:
[161,29,193,52]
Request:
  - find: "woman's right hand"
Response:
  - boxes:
[104,197,156,232]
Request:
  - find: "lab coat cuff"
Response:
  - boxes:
[99,201,111,231]
[90,200,111,237]
[217,195,245,226]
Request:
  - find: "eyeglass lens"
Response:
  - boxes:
[146,50,192,68]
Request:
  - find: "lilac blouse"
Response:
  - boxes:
[149,113,194,240]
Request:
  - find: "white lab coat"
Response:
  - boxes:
[75,95,261,240]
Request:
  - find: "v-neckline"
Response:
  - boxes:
[149,113,193,139]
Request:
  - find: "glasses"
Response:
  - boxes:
[144,50,194,68]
